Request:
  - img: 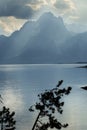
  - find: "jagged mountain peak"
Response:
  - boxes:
[20,12,64,31]
[39,12,55,19]
[38,12,64,25]
[1,12,86,64]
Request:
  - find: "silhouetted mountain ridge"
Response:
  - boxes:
[0,12,87,64]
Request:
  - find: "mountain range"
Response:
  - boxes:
[0,12,87,64]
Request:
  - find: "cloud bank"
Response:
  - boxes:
[0,0,76,19]
[0,17,26,35]
[1,0,87,35]
[0,0,35,19]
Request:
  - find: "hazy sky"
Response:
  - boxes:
[0,0,87,35]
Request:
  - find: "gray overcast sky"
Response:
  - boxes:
[0,0,87,35]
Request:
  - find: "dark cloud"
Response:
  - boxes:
[54,0,76,12]
[0,0,36,19]
[0,0,77,20]
[54,0,70,10]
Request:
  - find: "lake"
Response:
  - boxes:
[0,64,87,130]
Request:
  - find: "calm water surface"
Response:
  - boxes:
[0,64,87,130]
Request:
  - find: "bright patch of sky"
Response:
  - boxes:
[0,0,87,35]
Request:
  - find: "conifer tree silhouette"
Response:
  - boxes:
[0,96,16,130]
[29,80,72,130]
[0,106,16,130]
